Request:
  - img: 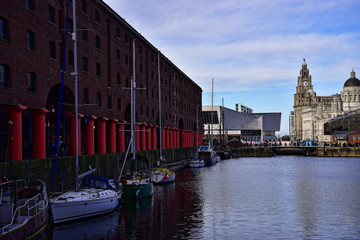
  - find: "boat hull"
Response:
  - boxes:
[152,168,175,184]
[122,181,154,199]
[204,157,217,166]
[0,179,49,240]
[50,189,120,224]
[189,161,205,168]
[0,204,49,240]
[157,173,175,184]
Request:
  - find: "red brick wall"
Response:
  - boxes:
[0,0,202,131]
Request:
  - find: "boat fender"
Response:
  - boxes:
[120,179,127,185]
[164,175,168,179]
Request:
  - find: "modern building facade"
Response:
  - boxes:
[235,103,253,113]
[202,105,281,143]
[293,59,360,142]
[0,0,202,161]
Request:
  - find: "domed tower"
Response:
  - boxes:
[341,69,360,112]
[293,59,315,140]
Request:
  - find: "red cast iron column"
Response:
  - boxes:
[118,121,126,152]
[98,117,108,154]
[152,125,157,150]
[136,124,140,151]
[85,115,96,155]
[68,112,83,156]
[7,105,27,161]
[108,119,118,153]
[32,108,49,159]
[147,125,152,150]
[141,124,146,150]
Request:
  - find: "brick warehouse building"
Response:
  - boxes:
[0,0,202,161]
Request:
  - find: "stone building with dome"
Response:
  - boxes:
[293,59,360,142]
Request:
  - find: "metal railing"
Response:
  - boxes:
[1,179,48,234]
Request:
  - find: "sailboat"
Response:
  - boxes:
[189,105,205,168]
[120,40,154,198]
[151,53,175,184]
[198,79,220,166]
[50,0,120,224]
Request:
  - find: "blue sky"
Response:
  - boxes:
[104,0,360,135]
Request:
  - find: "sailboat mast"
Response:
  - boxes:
[158,53,162,164]
[211,78,214,148]
[131,40,136,161]
[196,105,199,153]
[72,0,79,191]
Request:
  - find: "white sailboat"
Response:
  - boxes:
[50,0,120,224]
[151,52,175,183]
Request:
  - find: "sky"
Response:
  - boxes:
[103,0,360,136]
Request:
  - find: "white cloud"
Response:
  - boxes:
[103,0,360,135]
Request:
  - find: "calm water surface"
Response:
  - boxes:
[46,156,360,239]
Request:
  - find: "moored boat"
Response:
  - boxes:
[121,177,154,199]
[50,0,120,224]
[119,39,154,199]
[198,145,220,166]
[151,52,175,184]
[50,188,119,224]
[189,155,205,168]
[0,179,49,240]
[152,167,175,184]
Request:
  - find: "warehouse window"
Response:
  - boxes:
[82,27,88,42]
[116,49,120,60]
[26,30,35,50]
[82,56,88,72]
[96,63,101,77]
[95,35,100,49]
[68,50,74,66]
[116,27,120,39]
[0,64,10,88]
[96,92,101,107]
[117,98,121,111]
[49,41,56,59]
[117,72,120,84]
[48,5,55,23]
[25,0,35,11]
[27,72,36,93]
[0,18,9,41]
[95,10,100,24]
[81,0,87,15]
[84,88,89,104]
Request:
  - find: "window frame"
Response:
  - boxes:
[49,41,56,59]
[0,64,10,88]
[48,5,55,23]
[27,72,36,93]
[26,30,36,51]
[0,17,9,41]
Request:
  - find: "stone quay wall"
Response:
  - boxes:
[231,147,360,158]
[0,147,196,193]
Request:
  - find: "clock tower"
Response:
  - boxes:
[293,59,316,140]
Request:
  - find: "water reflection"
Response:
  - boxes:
[47,156,360,239]
[51,210,120,240]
